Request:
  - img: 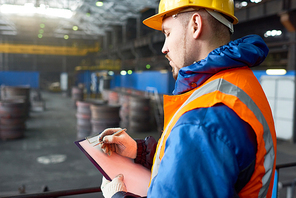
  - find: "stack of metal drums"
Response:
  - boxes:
[0,86,30,140]
[90,104,121,135]
[104,88,152,133]
[71,86,84,107]
[107,90,119,105]
[75,88,153,139]
[128,95,151,133]
[119,92,131,129]
[76,101,92,139]
[75,97,121,139]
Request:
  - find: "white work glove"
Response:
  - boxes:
[101,174,127,198]
[98,128,137,159]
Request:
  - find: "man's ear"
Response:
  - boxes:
[190,13,202,39]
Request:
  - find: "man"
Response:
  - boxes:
[99,0,277,197]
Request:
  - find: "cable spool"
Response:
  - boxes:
[90,104,121,134]
[128,96,151,133]
[76,101,92,139]
[71,86,84,107]
[1,86,30,118]
[119,92,131,129]
[108,90,119,105]
[0,100,26,140]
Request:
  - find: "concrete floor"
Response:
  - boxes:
[0,91,296,198]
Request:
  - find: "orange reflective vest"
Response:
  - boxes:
[150,66,277,197]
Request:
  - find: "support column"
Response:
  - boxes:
[112,27,118,48]
[103,31,109,50]
[0,38,3,71]
[33,55,37,71]
[291,32,296,143]
[136,16,141,39]
[122,24,127,44]
[62,56,67,72]
[4,53,9,71]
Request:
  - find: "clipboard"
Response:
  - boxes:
[75,137,151,197]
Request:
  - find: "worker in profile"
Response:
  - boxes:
[98,0,277,197]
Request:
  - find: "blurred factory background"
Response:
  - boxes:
[0,0,296,197]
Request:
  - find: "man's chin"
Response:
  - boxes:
[172,72,178,80]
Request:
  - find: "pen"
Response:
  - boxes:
[93,128,126,147]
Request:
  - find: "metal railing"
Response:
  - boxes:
[2,187,101,198]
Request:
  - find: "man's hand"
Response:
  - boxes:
[101,174,127,198]
[99,128,137,159]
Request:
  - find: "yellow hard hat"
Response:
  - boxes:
[143,0,239,30]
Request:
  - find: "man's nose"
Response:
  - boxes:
[161,40,169,54]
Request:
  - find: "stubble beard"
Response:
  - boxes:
[173,27,188,81]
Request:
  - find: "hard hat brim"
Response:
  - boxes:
[143,6,187,31]
[143,6,238,31]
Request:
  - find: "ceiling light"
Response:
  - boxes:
[266,69,286,75]
[73,26,78,31]
[264,30,282,38]
[120,70,127,76]
[0,4,73,19]
[64,35,69,40]
[250,0,262,3]
[40,24,45,28]
[38,34,43,38]
[96,1,104,7]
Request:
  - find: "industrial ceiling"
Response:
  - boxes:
[0,0,159,41]
[0,0,266,42]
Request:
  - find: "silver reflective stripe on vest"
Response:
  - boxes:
[151,78,275,197]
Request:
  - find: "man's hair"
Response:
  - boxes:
[178,9,231,43]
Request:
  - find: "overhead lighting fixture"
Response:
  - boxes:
[108,71,114,76]
[38,34,43,38]
[0,4,73,19]
[235,1,248,8]
[146,64,151,69]
[64,35,69,40]
[96,1,104,7]
[73,26,78,31]
[264,30,282,38]
[120,70,127,76]
[39,29,44,34]
[250,0,262,3]
[128,70,133,75]
[266,69,286,75]
[40,24,45,28]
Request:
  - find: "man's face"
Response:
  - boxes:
[161,16,191,80]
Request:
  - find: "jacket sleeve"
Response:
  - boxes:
[147,105,256,198]
[112,136,157,198]
[134,136,157,170]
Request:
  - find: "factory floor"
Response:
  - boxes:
[0,91,296,198]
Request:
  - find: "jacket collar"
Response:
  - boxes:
[173,34,269,95]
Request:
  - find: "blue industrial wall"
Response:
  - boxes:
[0,71,39,88]
[110,71,175,95]
[76,70,296,96]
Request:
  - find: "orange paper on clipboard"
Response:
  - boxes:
[75,138,151,197]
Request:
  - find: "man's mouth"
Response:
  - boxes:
[165,54,171,62]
